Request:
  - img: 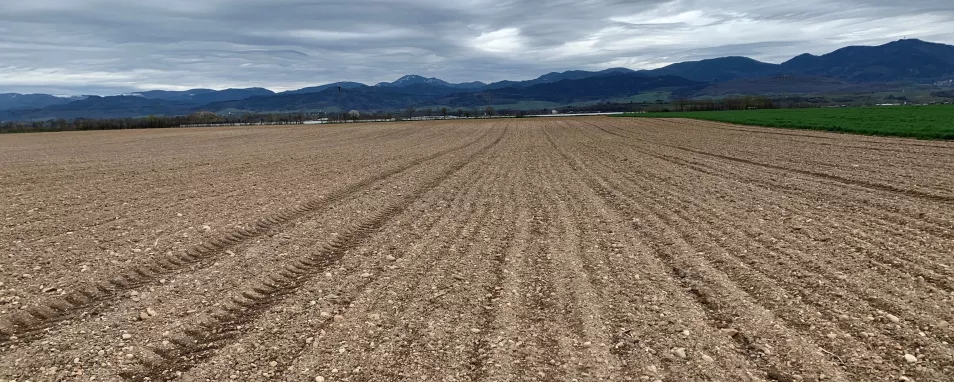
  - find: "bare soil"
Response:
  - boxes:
[1,118,953,381]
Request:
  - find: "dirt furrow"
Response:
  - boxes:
[224,123,517,381]
[113,126,508,380]
[581,120,954,285]
[590,157,905,379]
[597,118,954,205]
[613,118,954,193]
[0,123,479,305]
[544,126,789,380]
[534,148,623,380]
[590,119,954,205]
[566,122,954,379]
[0,127,494,349]
[582,120,954,298]
[512,159,567,381]
[609,134,954,307]
[185,125,509,381]
[537,129,650,380]
[651,148,954,283]
[0,126,496,380]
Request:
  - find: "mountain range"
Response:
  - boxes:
[3,38,954,121]
[0,93,88,111]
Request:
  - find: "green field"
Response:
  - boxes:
[617,105,954,140]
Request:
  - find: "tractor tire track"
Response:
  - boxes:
[252,129,512,381]
[178,145,497,381]
[0,128,494,348]
[118,126,507,380]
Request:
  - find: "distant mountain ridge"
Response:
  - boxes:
[375,75,487,89]
[3,38,954,121]
[0,95,195,120]
[443,73,702,105]
[0,93,87,111]
[778,39,954,82]
[640,57,779,82]
[642,38,954,83]
[201,72,700,113]
[279,82,366,95]
[485,67,637,89]
[132,88,275,103]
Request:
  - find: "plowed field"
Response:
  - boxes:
[2,118,954,381]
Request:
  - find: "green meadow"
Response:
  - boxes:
[617,105,954,140]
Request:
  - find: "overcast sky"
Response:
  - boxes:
[2,0,953,95]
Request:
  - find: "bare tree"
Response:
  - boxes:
[675,98,689,112]
[406,107,415,120]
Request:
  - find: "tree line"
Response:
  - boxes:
[671,96,776,111]
[0,107,514,133]
[0,111,324,133]
[557,95,859,114]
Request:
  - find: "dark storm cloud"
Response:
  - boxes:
[2,0,953,94]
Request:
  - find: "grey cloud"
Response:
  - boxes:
[1,0,953,94]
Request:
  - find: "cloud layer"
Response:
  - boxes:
[2,0,953,94]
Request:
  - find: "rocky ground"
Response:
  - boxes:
[1,118,953,381]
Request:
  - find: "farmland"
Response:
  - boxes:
[618,105,954,139]
[2,118,954,381]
